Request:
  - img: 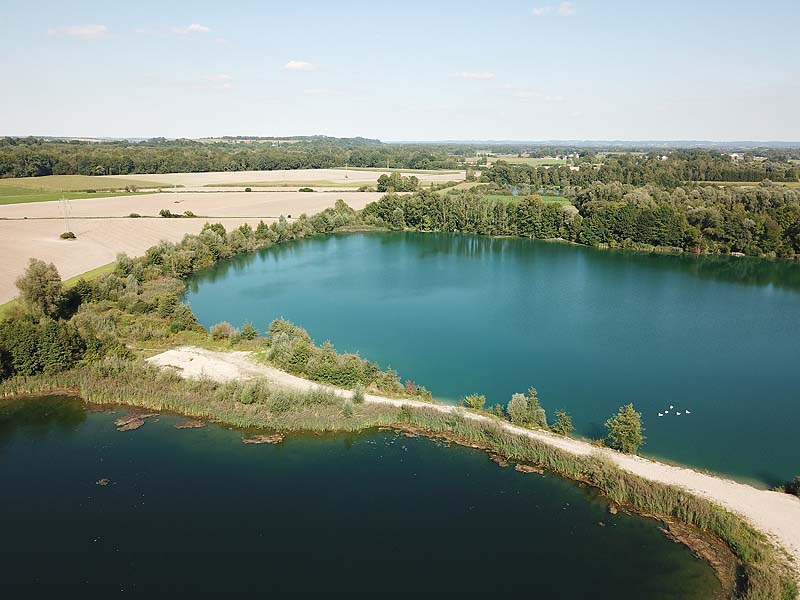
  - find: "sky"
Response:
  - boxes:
[1,0,799,141]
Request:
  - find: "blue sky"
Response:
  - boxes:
[1,0,798,141]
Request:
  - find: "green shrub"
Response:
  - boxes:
[342,399,354,418]
[210,321,234,340]
[128,213,141,218]
[506,388,547,429]
[241,322,258,340]
[352,383,365,404]
[244,187,252,192]
[462,394,486,411]
[551,410,574,436]
[60,231,76,239]
[298,187,314,192]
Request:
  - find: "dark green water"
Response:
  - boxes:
[0,395,720,596]
[186,232,800,485]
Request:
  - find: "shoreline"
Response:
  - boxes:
[146,346,800,584]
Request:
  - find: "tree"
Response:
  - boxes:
[551,409,574,436]
[506,388,547,429]
[605,404,645,454]
[15,258,63,318]
[462,394,486,411]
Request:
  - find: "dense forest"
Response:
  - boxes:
[484,152,800,188]
[0,137,463,177]
[363,183,800,257]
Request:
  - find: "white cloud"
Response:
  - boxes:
[532,2,576,17]
[284,60,317,71]
[47,24,108,39]
[557,1,576,16]
[450,71,496,80]
[173,23,210,34]
[513,90,565,102]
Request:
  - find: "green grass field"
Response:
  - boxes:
[485,193,572,206]
[697,180,800,188]
[489,155,566,166]
[0,185,152,205]
[0,174,171,192]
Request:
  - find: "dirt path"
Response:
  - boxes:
[147,346,800,577]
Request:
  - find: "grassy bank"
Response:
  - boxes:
[0,185,155,205]
[0,358,795,599]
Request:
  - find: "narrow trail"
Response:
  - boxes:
[147,346,800,577]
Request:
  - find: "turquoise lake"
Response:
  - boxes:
[186,232,800,485]
[0,395,720,596]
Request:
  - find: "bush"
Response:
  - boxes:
[551,409,574,436]
[244,187,252,192]
[506,388,548,429]
[352,383,365,404]
[462,393,486,411]
[60,231,76,239]
[298,187,314,192]
[342,399,354,418]
[159,209,180,218]
[241,322,258,341]
[15,258,64,318]
[210,321,234,340]
[605,404,645,454]
[785,476,800,497]
[128,213,141,218]
[183,210,196,218]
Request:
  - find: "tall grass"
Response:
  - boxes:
[0,357,795,599]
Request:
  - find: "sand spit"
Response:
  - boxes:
[147,346,800,577]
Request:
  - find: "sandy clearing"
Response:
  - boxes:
[148,346,800,577]
[0,190,379,220]
[102,168,464,187]
[0,217,265,304]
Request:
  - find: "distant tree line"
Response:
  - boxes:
[484,151,800,188]
[363,183,800,257]
[0,138,463,178]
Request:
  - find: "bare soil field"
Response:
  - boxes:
[101,168,464,187]
[0,190,379,219]
[0,217,265,304]
[0,187,376,304]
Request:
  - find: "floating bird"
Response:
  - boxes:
[658,412,663,417]
[669,405,674,410]
[685,410,691,414]
[676,412,682,416]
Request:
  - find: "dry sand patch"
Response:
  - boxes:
[0,190,379,219]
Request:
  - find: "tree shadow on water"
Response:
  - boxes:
[0,395,87,451]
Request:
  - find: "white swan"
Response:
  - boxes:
[685,410,691,414]
[658,412,663,417]
[676,412,682,416]
[669,405,674,410]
